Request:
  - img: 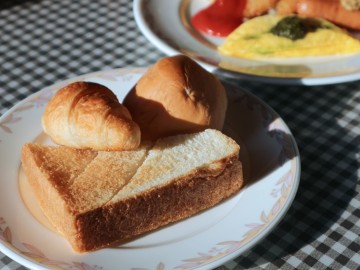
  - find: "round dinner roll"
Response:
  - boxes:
[123,55,228,140]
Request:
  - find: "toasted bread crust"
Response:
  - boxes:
[74,157,242,252]
[21,144,97,237]
[21,130,243,252]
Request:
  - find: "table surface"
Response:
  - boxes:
[1,1,360,269]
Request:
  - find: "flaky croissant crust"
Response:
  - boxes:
[42,81,141,151]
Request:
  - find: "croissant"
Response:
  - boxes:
[42,81,141,151]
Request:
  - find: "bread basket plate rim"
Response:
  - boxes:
[133,0,360,85]
[0,68,300,270]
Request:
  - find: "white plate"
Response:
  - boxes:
[0,68,300,270]
[134,0,360,85]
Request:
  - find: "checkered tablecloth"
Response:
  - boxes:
[1,0,360,269]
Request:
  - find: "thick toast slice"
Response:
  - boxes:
[21,129,243,252]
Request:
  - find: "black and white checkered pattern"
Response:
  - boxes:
[230,81,360,270]
[1,0,360,269]
[0,0,164,116]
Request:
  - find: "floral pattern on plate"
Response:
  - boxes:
[0,217,102,270]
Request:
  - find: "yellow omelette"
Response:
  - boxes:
[218,15,360,59]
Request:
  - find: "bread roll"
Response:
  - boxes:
[42,81,141,151]
[123,55,228,140]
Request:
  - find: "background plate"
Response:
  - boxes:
[0,68,300,270]
[134,0,360,85]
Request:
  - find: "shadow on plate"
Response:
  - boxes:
[222,81,298,186]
